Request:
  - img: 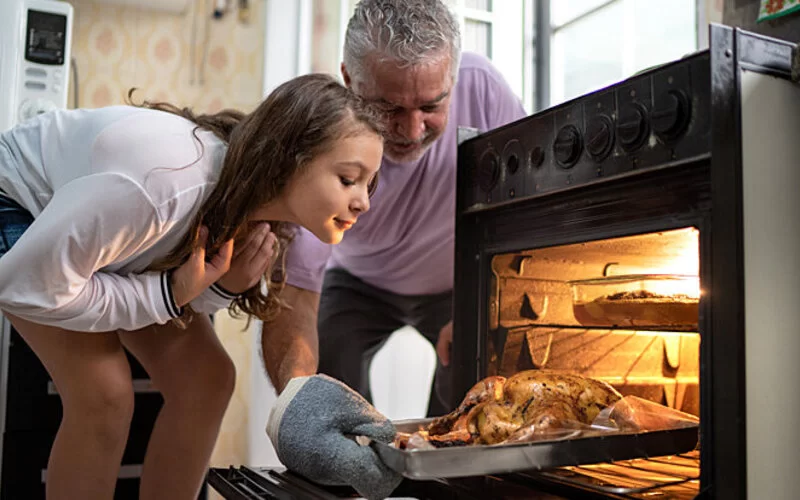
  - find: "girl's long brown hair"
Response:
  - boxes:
[130,74,384,325]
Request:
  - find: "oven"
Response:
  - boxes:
[209,25,800,500]
[448,24,799,499]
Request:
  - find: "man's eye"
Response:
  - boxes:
[339,176,355,187]
[421,105,438,113]
[378,104,401,115]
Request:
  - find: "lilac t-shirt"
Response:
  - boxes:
[285,52,527,295]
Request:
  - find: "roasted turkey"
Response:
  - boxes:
[397,370,622,448]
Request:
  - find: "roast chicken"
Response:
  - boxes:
[397,370,622,448]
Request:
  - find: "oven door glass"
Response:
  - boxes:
[485,226,700,417]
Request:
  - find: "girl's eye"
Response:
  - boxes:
[339,176,355,187]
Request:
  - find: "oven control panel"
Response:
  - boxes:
[458,52,711,211]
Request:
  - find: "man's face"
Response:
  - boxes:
[344,53,454,163]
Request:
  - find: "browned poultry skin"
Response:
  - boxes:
[392,429,474,449]
[425,370,622,445]
[503,370,620,423]
[427,375,506,436]
[469,401,521,444]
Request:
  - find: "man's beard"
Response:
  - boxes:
[383,131,439,163]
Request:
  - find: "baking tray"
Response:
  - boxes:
[569,274,700,331]
[373,418,699,480]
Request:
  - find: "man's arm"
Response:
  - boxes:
[261,284,320,393]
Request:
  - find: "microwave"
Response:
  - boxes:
[0,0,73,133]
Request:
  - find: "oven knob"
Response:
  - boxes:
[553,125,582,168]
[530,146,545,168]
[476,150,500,192]
[585,114,614,162]
[616,102,650,151]
[502,139,524,176]
[506,154,520,174]
[652,89,691,140]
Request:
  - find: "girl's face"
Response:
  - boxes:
[281,129,383,244]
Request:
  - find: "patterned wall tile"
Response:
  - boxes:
[69,0,265,113]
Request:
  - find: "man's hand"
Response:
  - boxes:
[216,222,277,294]
[171,226,233,307]
[266,375,402,500]
[436,320,453,366]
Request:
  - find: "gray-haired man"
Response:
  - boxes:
[264,1,527,498]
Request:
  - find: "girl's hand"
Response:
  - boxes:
[215,222,278,294]
[171,226,234,307]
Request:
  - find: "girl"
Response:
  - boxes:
[0,73,383,499]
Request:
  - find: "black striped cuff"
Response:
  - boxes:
[161,271,185,319]
[210,282,239,300]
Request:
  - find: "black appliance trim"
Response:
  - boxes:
[706,24,796,500]
[706,23,744,500]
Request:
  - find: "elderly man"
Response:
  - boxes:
[264,0,526,498]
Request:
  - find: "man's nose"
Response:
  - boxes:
[394,110,425,142]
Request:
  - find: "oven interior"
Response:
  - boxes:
[485,226,701,498]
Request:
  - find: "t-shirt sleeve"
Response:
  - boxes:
[283,226,332,293]
[0,173,182,332]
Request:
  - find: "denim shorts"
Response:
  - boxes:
[0,194,34,258]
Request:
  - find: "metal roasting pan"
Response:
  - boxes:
[373,418,699,480]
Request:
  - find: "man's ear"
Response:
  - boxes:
[341,63,352,88]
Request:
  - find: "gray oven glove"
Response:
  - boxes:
[266,374,402,500]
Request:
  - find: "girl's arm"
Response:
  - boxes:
[0,173,181,332]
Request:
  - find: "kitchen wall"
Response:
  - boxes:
[67,0,265,112]
[66,0,267,487]
[724,0,800,41]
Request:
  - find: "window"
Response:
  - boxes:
[450,0,532,111]
[539,0,697,109]
[306,1,700,114]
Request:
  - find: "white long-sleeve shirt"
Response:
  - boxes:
[0,105,235,332]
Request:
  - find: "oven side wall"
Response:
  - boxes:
[740,69,800,500]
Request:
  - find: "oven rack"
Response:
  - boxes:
[525,450,700,499]
[207,466,348,499]
[492,326,700,401]
[207,454,699,500]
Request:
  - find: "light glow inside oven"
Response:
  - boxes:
[487,226,701,415]
[481,226,702,498]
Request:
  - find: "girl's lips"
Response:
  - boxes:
[334,218,354,230]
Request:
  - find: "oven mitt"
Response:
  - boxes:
[266,374,402,500]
